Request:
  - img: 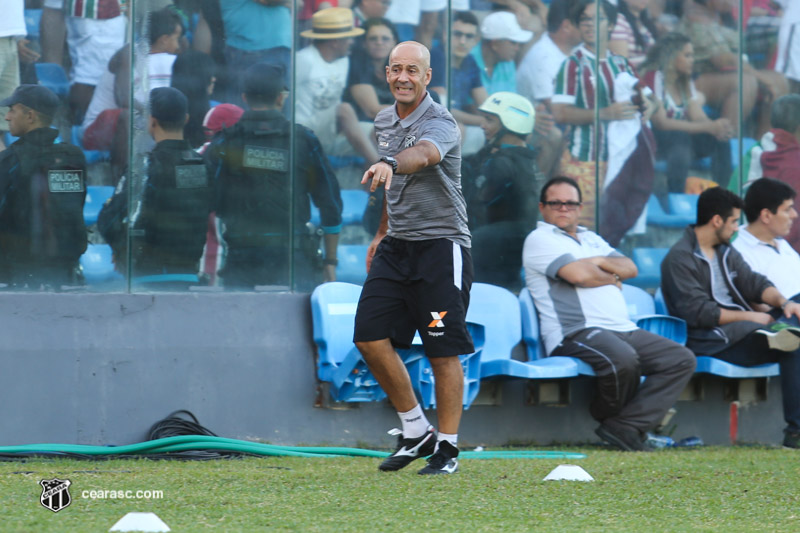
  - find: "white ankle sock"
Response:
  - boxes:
[437,432,458,451]
[397,405,430,438]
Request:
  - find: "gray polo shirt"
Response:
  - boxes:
[374,92,470,247]
[523,221,637,355]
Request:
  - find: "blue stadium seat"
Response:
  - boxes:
[646,195,689,228]
[622,284,688,345]
[657,287,778,378]
[310,282,386,402]
[310,189,369,227]
[83,185,115,226]
[24,9,42,40]
[400,322,485,409]
[469,283,578,381]
[695,357,779,378]
[667,193,698,224]
[628,247,668,289]
[520,285,688,377]
[80,243,121,283]
[518,288,591,376]
[654,287,667,315]
[621,283,656,317]
[35,63,70,98]
[730,137,758,170]
[335,244,368,285]
[72,125,110,165]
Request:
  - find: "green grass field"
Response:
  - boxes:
[2,446,799,532]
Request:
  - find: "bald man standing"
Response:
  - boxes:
[354,42,471,475]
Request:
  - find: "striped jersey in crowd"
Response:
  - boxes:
[552,43,636,162]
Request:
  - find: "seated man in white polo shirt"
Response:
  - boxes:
[523,176,696,451]
[734,177,800,305]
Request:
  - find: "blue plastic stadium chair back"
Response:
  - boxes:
[646,195,687,228]
[466,283,522,363]
[25,9,42,40]
[621,284,656,318]
[71,125,110,164]
[310,281,362,380]
[310,189,369,227]
[654,287,667,315]
[656,288,778,378]
[80,243,122,283]
[629,247,669,289]
[35,63,70,98]
[400,323,485,410]
[621,283,688,345]
[667,193,698,225]
[310,282,386,402]
[695,356,780,378]
[467,283,579,381]
[83,185,115,226]
[335,244,368,285]
[730,137,758,170]
[330,347,388,403]
[517,288,585,376]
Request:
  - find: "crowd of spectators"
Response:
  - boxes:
[3,0,800,293]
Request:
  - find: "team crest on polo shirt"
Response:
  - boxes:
[403,134,416,148]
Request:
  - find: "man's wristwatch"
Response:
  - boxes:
[379,156,398,174]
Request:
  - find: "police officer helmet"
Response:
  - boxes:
[478,92,535,136]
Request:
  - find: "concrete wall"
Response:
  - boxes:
[0,292,787,449]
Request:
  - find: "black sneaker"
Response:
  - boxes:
[595,424,652,452]
[418,440,459,475]
[783,431,800,449]
[378,426,436,471]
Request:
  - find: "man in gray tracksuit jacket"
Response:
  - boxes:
[661,225,773,356]
[661,187,800,448]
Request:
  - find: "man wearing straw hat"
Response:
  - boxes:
[296,7,379,165]
[354,41,471,475]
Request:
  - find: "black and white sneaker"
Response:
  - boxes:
[378,426,437,471]
[418,440,459,475]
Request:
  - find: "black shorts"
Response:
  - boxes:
[353,236,474,358]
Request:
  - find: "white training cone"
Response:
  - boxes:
[109,512,171,532]
[543,464,594,482]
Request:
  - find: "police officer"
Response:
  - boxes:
[206,63,343,291]
[99,87,212,280]
[0,84,87,289]
[467,91,539,290]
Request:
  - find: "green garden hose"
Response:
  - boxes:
[0,435,586,460]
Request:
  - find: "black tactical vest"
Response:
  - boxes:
[215,118,292,248]
[0,128,87,284]
[135,140,212,273]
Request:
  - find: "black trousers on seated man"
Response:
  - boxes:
[551,328,696,438]
[704,294,800,438]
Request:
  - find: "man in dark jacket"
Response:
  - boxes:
[661,187,800,448]
[205,63,342,291]
[99,87,212,279]
[465,91,540,291]
[0,85,87,288]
